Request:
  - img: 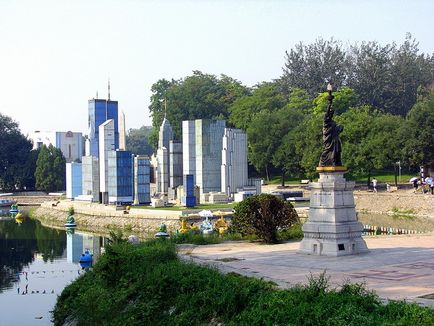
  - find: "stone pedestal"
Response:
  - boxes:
[298,170,368,256]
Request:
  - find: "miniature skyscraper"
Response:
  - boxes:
[133,155,151,205]
[88,86,119,157]
[195,119,226,193]
[221,128,248,197]
[156,108,173,194]
[99,119,115,204]
[119,110,126,150]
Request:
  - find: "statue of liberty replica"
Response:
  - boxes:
[299,83,368,256]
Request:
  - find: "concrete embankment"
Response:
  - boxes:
[31,190,433,235]
[32,199,308,235]
[353,191,434,218]
[2,194,61,206]
[33,200,182,235]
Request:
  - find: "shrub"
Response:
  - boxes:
[67,206,74,216]
[230,194,299,243]
[277,223,304,241]
[53,241,434,326]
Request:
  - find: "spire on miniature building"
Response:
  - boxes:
[164,97,167,120]
[108,79,111,101]
[119,110,126,150]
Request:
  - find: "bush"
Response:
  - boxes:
[277,223,304,241]
[230,194,299,243]
[52,241,434,326]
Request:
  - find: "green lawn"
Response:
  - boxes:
[134,203,236,211]
[265,171,417,185]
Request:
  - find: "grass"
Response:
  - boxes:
[134,203,236,211]
[352,172,415,184]
[391,207,416,218]
[265,171,417,185]
[266,175,302,185]
[52,240,434,326]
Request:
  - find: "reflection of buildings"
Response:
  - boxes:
[66,231,104,263]
[30,130,83,163]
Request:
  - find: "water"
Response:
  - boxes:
[0,208,106,325]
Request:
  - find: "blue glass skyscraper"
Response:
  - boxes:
[88,99,119,157]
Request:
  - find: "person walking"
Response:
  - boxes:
[426,176,434,195]
[372,178,378,193]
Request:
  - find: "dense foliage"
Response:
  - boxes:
[147,35,433,182]
[230,194,299,243]
[148,71,248,148]
[53,240,434,325]
[0,113,34,191]
[125,126,153,156]
[35,144,66,192]
[281,34,434,116]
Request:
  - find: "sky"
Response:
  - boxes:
[1,0,433,136]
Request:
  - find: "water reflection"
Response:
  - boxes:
[0,210,106,324]
[66,229,105,264]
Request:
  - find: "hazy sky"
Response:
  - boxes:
[1,0,433,136]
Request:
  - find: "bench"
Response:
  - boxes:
[301,179,310,184]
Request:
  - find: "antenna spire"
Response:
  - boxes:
[96,91,98,99]
[108,79,111,101]
[164,97,167,119]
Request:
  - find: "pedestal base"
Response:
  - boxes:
[298,170,368,256]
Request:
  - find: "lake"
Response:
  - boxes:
[0,208,106,325]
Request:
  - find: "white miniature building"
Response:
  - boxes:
[99,119,115,204]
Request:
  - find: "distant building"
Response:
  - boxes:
[221,128,248,197]
[31,130,83,163]
[88,98,119,157]
[107,150,134,204]
[66,162,82,199]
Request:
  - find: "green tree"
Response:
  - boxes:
[281,38,347,97]
[272,89,312,183]
[148,71,248,149]
[0,113,33,191]
[125,126,153,156]
[400,91,434,168]
[35,144,66,192]
[229,82,285,131]
[18,149,40,190]
[337,106,403,182]
[230,194,299,244]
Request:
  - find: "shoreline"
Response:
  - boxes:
[29,190,434,236]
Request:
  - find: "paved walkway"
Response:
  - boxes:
[179,234,434,308]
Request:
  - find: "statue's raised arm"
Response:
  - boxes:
[319,84,343,167]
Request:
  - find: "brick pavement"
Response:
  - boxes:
[178,234,434,307]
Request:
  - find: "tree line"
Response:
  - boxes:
[0,113,65,192]
[148,35,434,181]
[1,35,433,190]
